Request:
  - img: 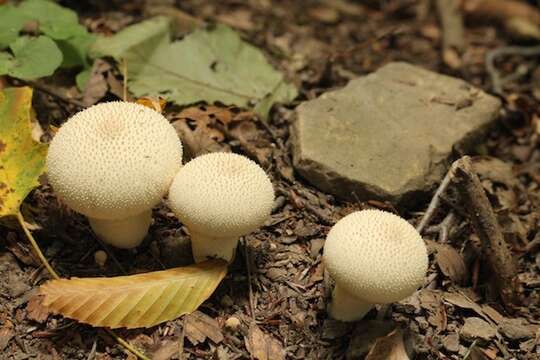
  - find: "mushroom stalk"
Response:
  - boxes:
[329,285,373,322]
[190,231,238,263]
[89,210,152,249]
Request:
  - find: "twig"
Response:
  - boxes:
[436,0,465,68]
[485,45,540,94]
[121,59,128,102]
[243,239,256,319]
[463,339,479,360]
[104,329,150,360]
[86,339,97,360]
[438,211,456,243]
[416,168,453,234]
[178,317,186,360]
[450,156,519,309]
[17,211,60,279]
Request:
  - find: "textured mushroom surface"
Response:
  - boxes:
[323,209,428,303]
[47,101,182,219]
[168,152,274,237]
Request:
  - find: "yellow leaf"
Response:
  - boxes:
[0,87,47,217]
[40,260,228,329]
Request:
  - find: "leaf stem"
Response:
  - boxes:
[16,211,60,279]
[105,329,150,360]
[122,59,128,101]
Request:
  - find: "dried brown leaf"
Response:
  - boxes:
[39,260,227,329]
[443,292,493,325]
[365,328,409,360]
[227,115,273,166]
[0,320,14,351]
[82,59,110,107]
[184,311,224,345]
[246,322,285,360]
[26,294,51,323]
[172,105,231,158]
[433,243,468,285]
[136,96,167,113]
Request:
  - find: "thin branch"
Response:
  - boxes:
[416,168,453,234]
[436,0,465,68]
[17,211,60,279]
[243,238,256,320]
[104,329,150,360]
[485,45,540,94]
[122,59,128,102]
[450,156,519,309]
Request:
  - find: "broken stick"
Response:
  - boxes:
[450,156,519,310]
[436,0,465,68]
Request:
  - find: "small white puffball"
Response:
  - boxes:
[46,101,182,248]
[47,101,183,220]
[168,152,274,262]
[323,209,428,321]
[89,210,152,249]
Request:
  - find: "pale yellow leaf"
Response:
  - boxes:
[39,260,227,329]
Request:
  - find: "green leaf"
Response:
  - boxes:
[0,87,47,217]
[93,20,297,119]
[90,16,171,60]
[75,66,92,91]
[7,36,63,80]
[0,5,30,49]
[56,32,96,68]
[18,0,85,40]
[0,53,14,75]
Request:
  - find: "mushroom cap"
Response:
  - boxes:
[168,152,274,238]
[323,209,428,304]
[47,101,182,220]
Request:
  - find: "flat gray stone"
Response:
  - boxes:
[292,62,501,205]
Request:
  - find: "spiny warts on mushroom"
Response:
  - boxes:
[46,101,183,248]
[168,152,274,262]
[323,209,428,321]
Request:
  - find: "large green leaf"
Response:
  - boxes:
[91,16,171,60]
[56,32,96,68]
[18,0,86,41]
[0,53,12,74]
[0,36,63,80]
[0,5,30,49]
[92,20,297,118]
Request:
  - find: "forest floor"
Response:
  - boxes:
[0,0,539,359]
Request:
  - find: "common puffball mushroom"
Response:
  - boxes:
[168,152,274,262]
[47,101,183,248]
[323,209,428,321]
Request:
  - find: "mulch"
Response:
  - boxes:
[0,1,539,359]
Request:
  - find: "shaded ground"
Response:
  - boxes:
[0,0,539,359]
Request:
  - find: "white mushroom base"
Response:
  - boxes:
[89,210,152,249]
[190,231,238,263]
[329,285,373,322]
